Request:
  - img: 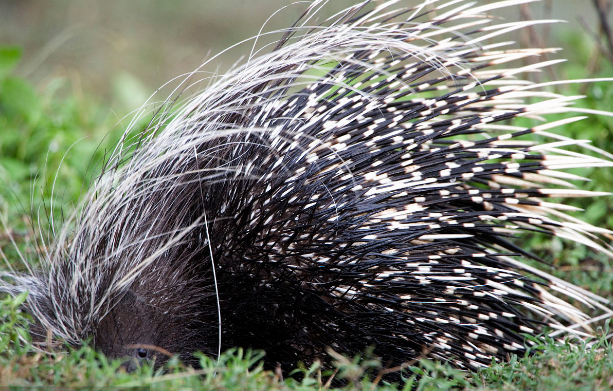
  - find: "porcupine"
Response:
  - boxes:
[2,0,613,374]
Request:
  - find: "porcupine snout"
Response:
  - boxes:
[91,271,220,370]
[94,290,180,370]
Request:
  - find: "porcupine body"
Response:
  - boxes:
[2,0,613,373]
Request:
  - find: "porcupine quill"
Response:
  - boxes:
[2,0,613,375]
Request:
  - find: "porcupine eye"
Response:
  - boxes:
[128,346,151,365]
[136,348,148,359]
[118,346,153,372]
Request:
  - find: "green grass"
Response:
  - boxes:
[1,33,613,390]
[1,295,612,390]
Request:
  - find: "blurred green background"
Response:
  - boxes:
[0,0,607,115]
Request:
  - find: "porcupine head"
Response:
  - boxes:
[3,0,613,374]
[10,226,217,370]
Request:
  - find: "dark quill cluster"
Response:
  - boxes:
[2,0,612,373]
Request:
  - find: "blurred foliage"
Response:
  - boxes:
[0,46,146,269]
